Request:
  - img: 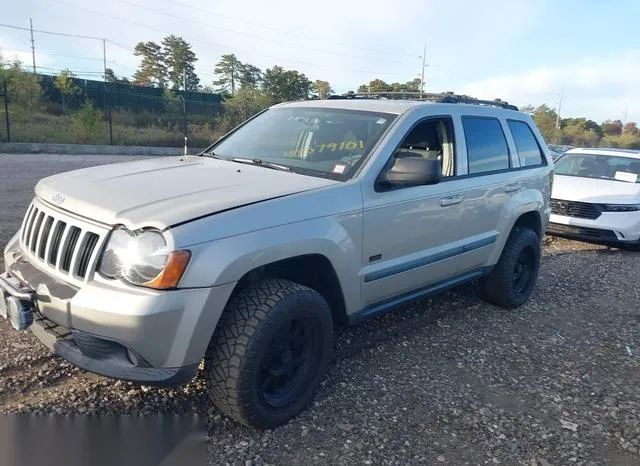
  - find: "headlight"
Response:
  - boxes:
[99,226,190,289]
[602,204,640,212]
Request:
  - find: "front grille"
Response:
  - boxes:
[19,199,108,284]
[550,199,601,220]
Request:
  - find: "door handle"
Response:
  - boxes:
[440,195,464,207]
[505,183,521,193]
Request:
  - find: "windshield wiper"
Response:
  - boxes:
[229,157,292,172]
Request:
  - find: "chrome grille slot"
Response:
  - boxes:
[18,198,110,286]
[24,207,38,247]
[76,233,100,279]
[61,227,81,272]
[21,204,35,243]
[30,211,45,253]
[48,221,66,265]
[37,217,55,259]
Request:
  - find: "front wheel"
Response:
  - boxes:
[205,279,333,429]
[479,227,541,308]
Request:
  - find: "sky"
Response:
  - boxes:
[1,0,638,123]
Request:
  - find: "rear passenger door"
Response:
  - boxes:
[455,115,516,273]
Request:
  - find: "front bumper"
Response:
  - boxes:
[548,210,640,246]
[2,238,236,386]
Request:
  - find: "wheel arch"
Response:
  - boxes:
[229,253,349,326]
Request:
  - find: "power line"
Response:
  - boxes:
[0,23,137,53]
[51,0,413,76]
[163,0,417,59]
[9,48,113,62]
[118,0,417,66]
[0,22,104,41]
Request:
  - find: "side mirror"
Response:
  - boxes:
[379,156,442,188]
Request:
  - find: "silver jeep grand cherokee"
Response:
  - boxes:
[1,94,553,428]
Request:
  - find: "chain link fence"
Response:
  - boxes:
[0,74,227,150]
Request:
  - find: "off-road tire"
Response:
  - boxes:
[204,278,333,429]
[479,227,541,308]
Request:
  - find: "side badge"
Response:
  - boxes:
[50,192,65,205]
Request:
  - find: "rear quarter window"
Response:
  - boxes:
[507,119,544,167]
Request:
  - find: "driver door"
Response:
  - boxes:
[360,116,470,307]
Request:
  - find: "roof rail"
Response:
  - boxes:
[326,90,519,111]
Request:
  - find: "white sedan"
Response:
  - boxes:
[547,147,640,250]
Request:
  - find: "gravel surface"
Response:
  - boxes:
[1,153,640,465]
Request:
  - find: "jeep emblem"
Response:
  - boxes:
[50,193,65,205]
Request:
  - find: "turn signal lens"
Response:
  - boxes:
[142,250,191,290]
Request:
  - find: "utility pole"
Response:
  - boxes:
[555,90,564,129]
[29,18,36,76]
[420,43,426,97]
[2,80,10,142]
[102,39,113,145]
[102,39,107,77]
[183,66,187,155]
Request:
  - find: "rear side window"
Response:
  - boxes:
[462,117,510,174]
[507,120,544,167]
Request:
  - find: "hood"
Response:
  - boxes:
[552,174,640,204]
[34,155,339,228]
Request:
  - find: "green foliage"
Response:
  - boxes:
[357,78,422,93]
[54,69,81,112]
[312,80,333,99]
[221,87,273,130]
[71,99,103,143]
[262,66,312,103]
[133,41,168,87]
[104,68,130,84]
[0,55,42,112]
[213,54,245,95]
[162,35,199,91]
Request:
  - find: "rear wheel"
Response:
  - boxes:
[205,278,333,429]
[479,227,541,308]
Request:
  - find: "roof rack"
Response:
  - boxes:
[327,90,519,111]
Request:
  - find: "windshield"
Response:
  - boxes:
[207,107,396,180]
[554,153,640,184]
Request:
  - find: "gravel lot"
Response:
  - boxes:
[1,153,639,465]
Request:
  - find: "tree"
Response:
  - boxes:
[213,54,244,95]
[133,41,167,87]
[357,79,392,93]
[312,80,333,99]
[262,66,312,102]
[390,78,421,92]
[71,99,102,143]
[161,35,199,91]
[222,86,273,129]
[0,55,42,112]
[104,68,130,84]
[601,119,623,136]
[54,69,81,112]
[623,122,638,135]
[238,63,262,89]
[531,104,560,142]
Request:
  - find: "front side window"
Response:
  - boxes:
[208,107,396,180]
[389,117,456,178]
[462,117,510,174]
[507,119,544,167]
[554,153,640,183]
